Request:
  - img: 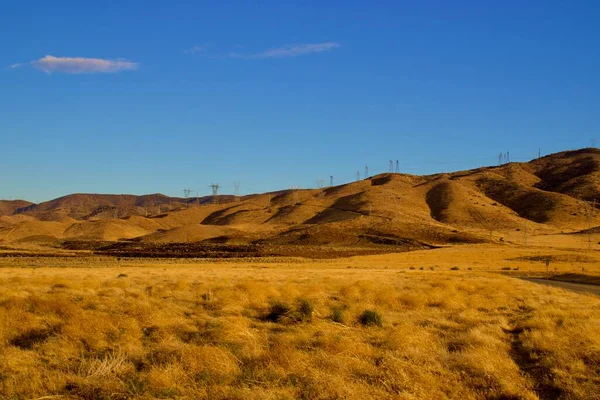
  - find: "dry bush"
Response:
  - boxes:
[0,264,598,399]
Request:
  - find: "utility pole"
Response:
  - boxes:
[538,148,541,159]
[330,175,334,187]
[210,183,220,204]
[365,165,369,179]
[586,199,596,250]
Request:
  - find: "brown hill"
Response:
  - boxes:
[2,148,600,253]
[0,200,33,216]
[14,193,193,221]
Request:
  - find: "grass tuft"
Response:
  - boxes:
[358,309,383,327]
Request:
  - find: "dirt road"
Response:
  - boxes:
[520,278,600,296]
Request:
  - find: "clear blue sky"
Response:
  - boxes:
[2,1,598,202]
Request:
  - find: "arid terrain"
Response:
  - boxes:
[2,148,600,257]
[1,149,600,399]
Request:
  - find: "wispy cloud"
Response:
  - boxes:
[10,55,139,74]
[185,43,212,54]
[256,42,340,58]
[225,42,341,59]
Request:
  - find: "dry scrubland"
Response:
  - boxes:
[1,256,600,399]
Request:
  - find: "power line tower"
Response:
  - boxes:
[210,183,220,204]
[389,160,393,172]
[317,179,325,198]
[365,165,369,179]
[356,171,360,181]
[330,175,334,187]
[182,188,192,208]
[498,152,503,166]
[233,181,240,202]
[395,160,399,173]
[591,139,597,148]
[289,186,300,203]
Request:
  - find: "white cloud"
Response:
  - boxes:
[11,55,138,74]
[185,44,212,54]
[225,42,341,59]
[256,42,341,58]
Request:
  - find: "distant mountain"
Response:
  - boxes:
[0,200,33,216]
[11,193,226,220]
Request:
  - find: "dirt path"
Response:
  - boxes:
[519,278,600,296]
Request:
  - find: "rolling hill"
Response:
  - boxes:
[2,148,599,253]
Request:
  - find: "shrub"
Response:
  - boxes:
[501,267,511,271]
[358,309,383,327]
[265,301,291,323]
[117,273,128,278]
[450,266,460,271]
[330,307,345,324]
[296,298,314,322]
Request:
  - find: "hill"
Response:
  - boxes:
[0,200,33,216]
[2,148,600,255]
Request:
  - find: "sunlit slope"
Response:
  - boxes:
[1,148,599,248]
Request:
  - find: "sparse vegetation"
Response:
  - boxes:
[330,306,345,324]
[0,253,599,398]
[358,309,383,327]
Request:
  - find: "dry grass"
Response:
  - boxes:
[0,260,599,399]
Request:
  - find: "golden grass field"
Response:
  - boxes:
[1,244,599,399]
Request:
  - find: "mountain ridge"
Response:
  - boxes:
[2,148,599,252]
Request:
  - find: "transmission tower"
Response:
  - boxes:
[389,160,393,172]
[233,181,240,202]
[210,183,220,204]
[316,180,325,198]
[289,186,300,203]
[591,139,597,148]
[365,165,369,179]
[330,175,334,187]
[182,188,192,208]
[356,171,360,181]
[395,160,399,173]
[498,152,502,166]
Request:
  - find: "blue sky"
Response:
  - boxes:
[2,1,599,202]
